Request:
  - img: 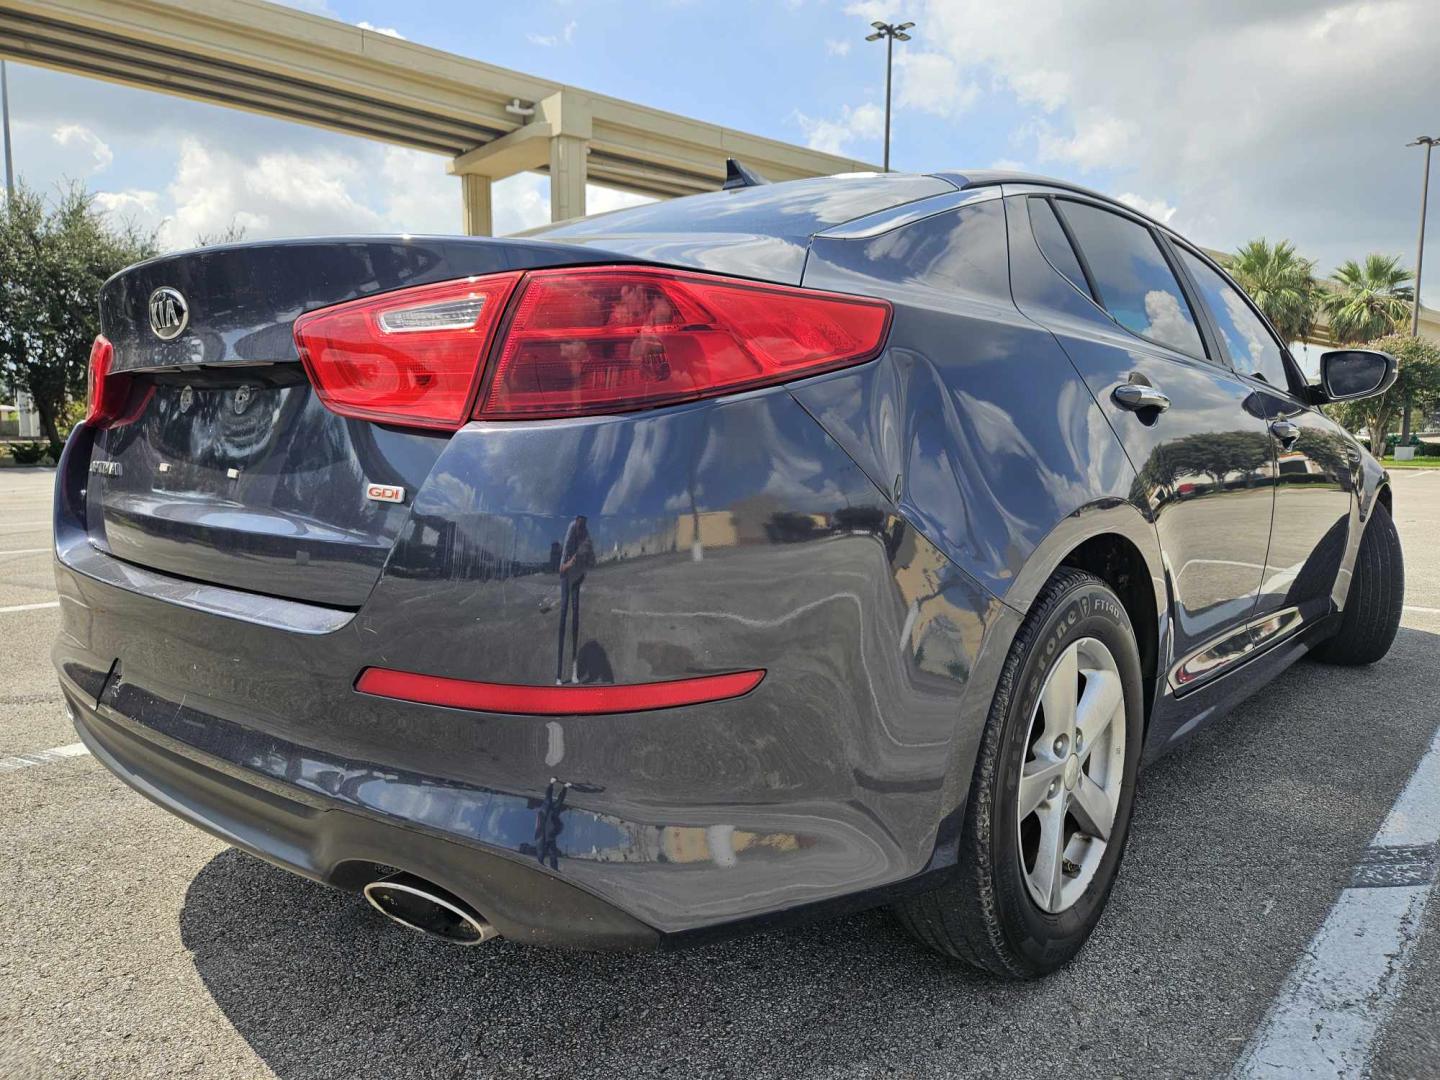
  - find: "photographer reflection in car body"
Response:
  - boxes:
[556,515,595,685]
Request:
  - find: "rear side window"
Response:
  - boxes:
[1056,200,1205,358]
[1177,248,1293,390]
[1027,198,1090,298]
[844,198,1012,302]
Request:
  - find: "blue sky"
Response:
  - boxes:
[5,0,1439,308]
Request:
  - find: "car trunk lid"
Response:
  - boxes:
[87,236,620,607]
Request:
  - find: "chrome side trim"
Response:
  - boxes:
[1169,605,1306,694]
[815,186,1003,240]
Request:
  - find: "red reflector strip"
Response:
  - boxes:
[355,667,765,716]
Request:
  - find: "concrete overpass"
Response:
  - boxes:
[0,0,877,234]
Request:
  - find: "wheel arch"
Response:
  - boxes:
[1005,502,1168,729]
[1375,481,1393,515]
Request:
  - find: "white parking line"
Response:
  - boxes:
[1404,604,1440,615]
[1234,724,1440,1078]
[0,547,49,557]
[0,742,91,774]
[0,601,60,614]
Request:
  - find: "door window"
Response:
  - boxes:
[1177,248,1294,391]
[1056,200,1206,358]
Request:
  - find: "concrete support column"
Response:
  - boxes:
[460,173,493,236]
[549,133,587,223]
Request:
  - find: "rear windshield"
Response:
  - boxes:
[535,174,954,244]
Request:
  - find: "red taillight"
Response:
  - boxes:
[85,334,143,428]
[355,666,765,715]
[292,267,891,428]
[293,272,522,429]
[477,267,892,419]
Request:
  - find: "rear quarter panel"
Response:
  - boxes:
[794,195,1162,616]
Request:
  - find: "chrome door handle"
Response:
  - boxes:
[1112,383,1171,412]
[1270,420,1301,449]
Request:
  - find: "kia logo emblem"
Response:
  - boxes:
[148,286,189,341]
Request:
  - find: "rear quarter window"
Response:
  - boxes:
[843,199,1012,302]
[1027,198,1091,299]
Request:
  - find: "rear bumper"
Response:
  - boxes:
[65,683,657,949]
[52,388,1017,947]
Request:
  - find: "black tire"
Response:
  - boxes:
[1310,499,1404,666]
[893,568,1145,978]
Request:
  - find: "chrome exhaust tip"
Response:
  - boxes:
[363,872,499,946]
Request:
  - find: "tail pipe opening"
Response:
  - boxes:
[362,871,499,946]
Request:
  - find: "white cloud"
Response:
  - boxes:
[378,147,460,234]
[1117,192,1178,225]
[587,184,653,217]
[93,189,162,232]
[1033,111,1133,171]
[527,20,578,47]
[492,174,654,235]
[794,103,884,155]
[161,141,268,248]
[156,139,469,248]
[493,174,551,235]
[990,158,1027,172]
[825,39,852,57]
[909,0,1440,283]
[356,21,405,38]
[51,124,113,172]
[896,52,980,118]
[1141,289,1195,350]
[844,1,902,22]
[152,143,467,248]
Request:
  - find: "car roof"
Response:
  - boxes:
[933,170,1185,239]
[529,169,1206,282]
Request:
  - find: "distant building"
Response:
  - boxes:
[1,392,42,439]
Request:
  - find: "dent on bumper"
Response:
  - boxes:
[66,686,657,950]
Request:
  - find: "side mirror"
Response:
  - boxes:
[1314,349,1397,403]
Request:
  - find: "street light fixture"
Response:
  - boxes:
[1408,136,1437,337]
[865,20,914,173]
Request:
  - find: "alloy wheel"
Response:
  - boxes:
[1016,636,1127,913]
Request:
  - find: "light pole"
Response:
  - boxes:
[1409,136,1437,337]
[865,20,913,172]
[1,60,14,202]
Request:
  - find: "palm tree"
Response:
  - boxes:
[1319,254,1414,344]
[1228,239,1318,342]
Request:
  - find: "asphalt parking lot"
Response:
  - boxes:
[1,465,1438,1080]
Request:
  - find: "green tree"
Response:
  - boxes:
[0,182,156,445]
[1325,333,1440,454]
[1319,254,1414,345]
[1228,238,1319,342]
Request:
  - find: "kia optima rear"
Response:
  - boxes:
[56,171,1401,976]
